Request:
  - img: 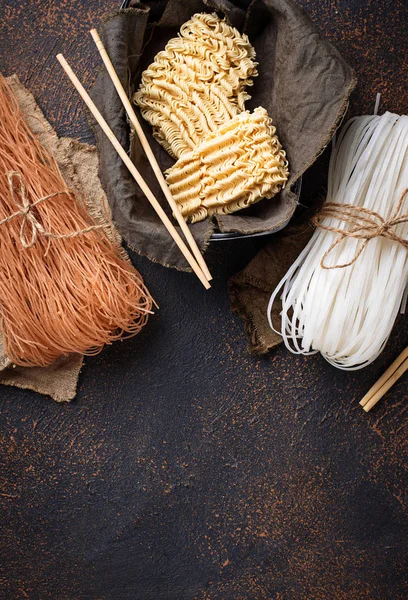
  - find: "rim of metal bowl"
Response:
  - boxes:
[119,0,299,241]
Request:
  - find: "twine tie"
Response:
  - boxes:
[0,171,104,249]
[312,189,408,269]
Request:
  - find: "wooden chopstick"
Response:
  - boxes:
[56,53,210,290]
[360,346,408,412]
[89,29,212,283]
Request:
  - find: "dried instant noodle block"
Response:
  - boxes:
[134,12,288,223]
[134,12,258,159]
[165,108,288,223]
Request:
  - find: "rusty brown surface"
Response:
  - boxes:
[0,1,407,599]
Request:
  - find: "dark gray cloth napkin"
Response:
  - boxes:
[90,0,356,270]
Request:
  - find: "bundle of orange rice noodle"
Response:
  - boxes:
[0,74,153,367]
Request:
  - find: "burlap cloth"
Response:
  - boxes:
[229,220,314,354]
[91,0,355,271]
[0,75,122,402]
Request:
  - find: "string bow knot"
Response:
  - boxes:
[0,171,104,249]
[312,189,408,269]
[5,171,58,249]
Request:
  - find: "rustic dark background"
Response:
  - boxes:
[0,1,407,599]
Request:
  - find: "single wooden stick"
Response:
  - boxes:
[56,53,210,290]
[360,346,408,412]
[89,29,212,283]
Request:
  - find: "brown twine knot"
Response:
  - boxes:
[0,171,105,249]
[312,188,408,269]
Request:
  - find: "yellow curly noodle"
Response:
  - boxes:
[166,108,288,222]
[133,12,289,223]
[133,12,258,159]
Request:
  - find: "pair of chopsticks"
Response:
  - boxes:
[360,346,408,412]
[56,30,211,290]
